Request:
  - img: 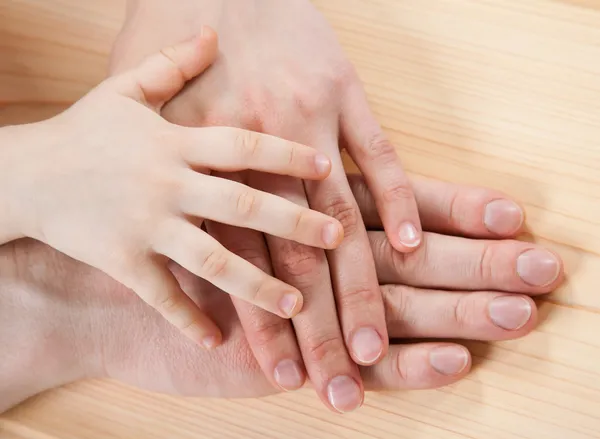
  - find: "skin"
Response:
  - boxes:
[0,176,564,414]
[0,30,348,348]
[110,0,425,413]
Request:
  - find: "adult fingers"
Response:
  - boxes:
[205,205,307,392]
[349,174,525,238]
[369,231,564,293]
[340,84,421,252]
[303,136,389,369]
[361,343,471,391]
[249,171,364,414]
[381,285,538,340]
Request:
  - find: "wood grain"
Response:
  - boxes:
[1,0,599,437]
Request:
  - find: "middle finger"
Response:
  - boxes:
[369,231,563,294]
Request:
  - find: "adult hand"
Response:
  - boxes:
[111,0,422,413]
[0,177,563,413]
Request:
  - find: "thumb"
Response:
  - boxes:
[110,26,218,111]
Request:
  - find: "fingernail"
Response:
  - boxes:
[517,249,560,287]
[202,335,218,350]
[274,360,305,391]
[484,199,524,235]
[327,376,362,413]
[322,222,340,247]
[314,153,331,176]
[398,222,421,248]
[429,346,469,376]
[489,296,532,330]
[351,327,383,364]
[279,294,299,318]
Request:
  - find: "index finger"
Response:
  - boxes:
[340,83,422,252]
[304,135,390,368]
[181,127,332,180]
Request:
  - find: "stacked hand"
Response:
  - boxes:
[111,0,429,413]
[0,176,563,413]
[0,29,346,348]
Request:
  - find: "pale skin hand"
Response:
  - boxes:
[0,29,347,348]
[0,177,564,414]
[111,0,424,413]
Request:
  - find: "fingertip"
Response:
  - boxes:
[278,291,304,318]
[201,333,222,350]
[322,220,345,249]
[483,199,525,237]
[392,221,422,253]
[429,345,471,377]
[313,153,332,179]
[199,25,218,45]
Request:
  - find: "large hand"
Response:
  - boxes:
[0,30,344,347]
[0,178,563,413]
[111,0,423,413]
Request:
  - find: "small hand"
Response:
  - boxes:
[1,29,344,348]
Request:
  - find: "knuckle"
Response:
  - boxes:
[248,276,275,303]
[478,243,494,282]
[235,129,262,159]
[276,242,322,279]
[291,87,323,118]
[200,248,229,279]
[249,317,289,348]
[305,333,344,362]
[152,291,183,315]
[234,189,259,220]
[391,235,427,277]
[381,285,410,326]
[382,180,414,204]
[450,295,476,331]
[323,197,361,237]
[393,348,412,385]
[364,132,395,160]
[330,61,357,88]
[339,286,379,309]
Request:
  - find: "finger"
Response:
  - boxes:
[182,127,333,180]
[369,231,564,293]
[179,171,344,249]
[110,26,218,110]
[249,172,364,414]
[382,285,537,340]
[340,83,422,252]
[123,258,222,348]
[349,174,525,238]
[361,343,471,391]
[301,137,389,367]
[205,203,306,392]
[152,218,303,318]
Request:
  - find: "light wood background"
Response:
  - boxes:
[1,0,600,437]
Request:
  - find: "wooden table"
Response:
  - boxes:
[1,0,599,437]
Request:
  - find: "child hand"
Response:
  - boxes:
[2,27,343,348]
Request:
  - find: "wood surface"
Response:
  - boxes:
[1,0,599,437]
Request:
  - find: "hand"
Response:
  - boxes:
[0,29,345,348]
[111,0,422,413]
[0,177,563,413]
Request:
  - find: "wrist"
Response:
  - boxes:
[0,124,42,244]
[0,240,93,413]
